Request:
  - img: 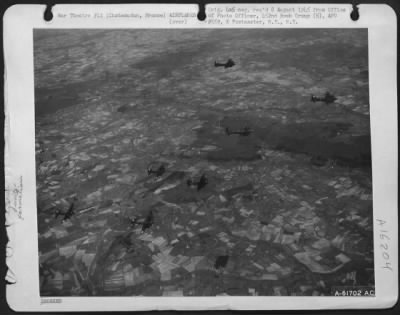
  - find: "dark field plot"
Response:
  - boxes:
[35,29,373,296]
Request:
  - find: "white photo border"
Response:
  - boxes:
[3,3,398,311]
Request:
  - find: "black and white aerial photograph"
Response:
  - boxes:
[34,29,374,297]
